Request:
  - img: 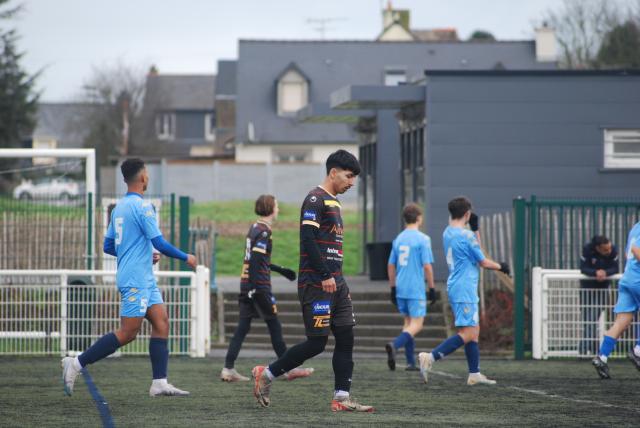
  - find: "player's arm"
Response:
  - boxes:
[300,196,335,292]
[630,244,640,262]
[247,234,270,284]
[387,243,398,305]
[103,210,117,257]
[270,264,296,281]
[139,203,197,269]
[469,213,510,275]
[422,239,436,303]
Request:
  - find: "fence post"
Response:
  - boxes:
[531,266,542,360]
[86,192,93,270]
[60,272,68,356]
[179,196,190,353]
[513,197,526,360]
[170,193,176,271]
[194,265,210,357]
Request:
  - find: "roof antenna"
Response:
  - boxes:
[306,17,347,39]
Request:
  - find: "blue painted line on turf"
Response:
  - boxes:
[82,368,115,428]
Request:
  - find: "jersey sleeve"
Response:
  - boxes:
[105,210,116,239]
[138,201,162,240]
[388,240,398,265]
[422,236,434,265]
[466,232,486,263]
[300,194,323,228]
[252,229,270,254]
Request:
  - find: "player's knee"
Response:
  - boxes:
[307,335,328,355]
[332,325,354,351]
[117,327,140,344]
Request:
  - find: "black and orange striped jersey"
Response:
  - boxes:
[240,220,272,294]
[298,186,344,285]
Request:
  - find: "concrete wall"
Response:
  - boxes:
[424,73,640,278]
[108,160,358,206]
[236,143,359,164]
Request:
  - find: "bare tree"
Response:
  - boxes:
[75,61,148,166]
[538,0,622,68]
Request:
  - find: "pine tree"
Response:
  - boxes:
[0,0,38,148]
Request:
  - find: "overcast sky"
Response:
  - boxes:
[16,0,568,101]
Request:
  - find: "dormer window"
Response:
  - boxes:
[155,113,175,140]
[276,63,310,116]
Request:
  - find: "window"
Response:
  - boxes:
[32,138,57,165]
[277,69,308,116]
[204,113,216,142]
[155,113,175,140]
[604,129,640,168]
[384,68,407,86]
[272,148,311,163]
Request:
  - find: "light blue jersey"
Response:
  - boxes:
[105,192,162,289]
[388,229,434,300]
[443,226,485,303]
[614,223,640,314]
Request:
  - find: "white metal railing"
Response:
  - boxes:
[530,267,638,359]
[0,266,210,357]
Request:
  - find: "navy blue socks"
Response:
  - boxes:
[78,332,121,367]
[405,336,416,366]
[392,331,412,350]
[432,334,464,361]
[464,341,480,373]
[149,337,169,379]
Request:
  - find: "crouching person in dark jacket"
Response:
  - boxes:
[579,235,619,356]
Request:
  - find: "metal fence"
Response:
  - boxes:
[0,267,210,357]
[531,268,635,360]
[512,196,640,359]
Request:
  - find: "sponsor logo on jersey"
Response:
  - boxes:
[310,196,317,203]
[256,241,267,250]
[326,248,343,257]
[303,210,317,221]
[312,300,331,315]
[330,224,344,236]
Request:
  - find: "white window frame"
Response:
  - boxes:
[277,70,308,116]
[604,129,640,169]
[204,113,216,142]
[156,113,176,141]
[272,148,311,163]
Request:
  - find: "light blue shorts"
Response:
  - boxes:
[119,285,163,318]
[450,302,479,327]
[396,298,427,318]
[614,282,640,314]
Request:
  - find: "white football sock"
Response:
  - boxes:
[152,378,168,386]
[600,355,608,363]
[264,368,275,380]
[72,357,82,371]
[334,390,349,399]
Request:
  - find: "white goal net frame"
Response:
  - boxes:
[531,267,639,360]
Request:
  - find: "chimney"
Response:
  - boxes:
[535,23,557,62]
[382,1,394,29]
[148,64,159,77]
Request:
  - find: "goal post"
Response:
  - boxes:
[531,268,631,360]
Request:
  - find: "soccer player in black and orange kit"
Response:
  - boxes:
[252,150,374,413]
[221,195,313,382]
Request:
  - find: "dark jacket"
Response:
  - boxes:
[579,243,619,289]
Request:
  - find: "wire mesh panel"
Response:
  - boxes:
[531,269,638,359]
[0,268,210,357]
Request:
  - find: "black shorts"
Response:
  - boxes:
[299,279,356,337]
[238,290,278,321]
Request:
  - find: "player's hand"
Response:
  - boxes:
[498,262,510,276]
[269,264,297,281]
[321,277,337,293]
[469,212,479,232]
[596,269,606,281]
[186,254,197,270]
[390,287,397,307]
[428,288,438,305]
[152,253,161,265]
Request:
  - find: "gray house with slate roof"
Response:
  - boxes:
[135,72,217,158]
[234,38,557,164]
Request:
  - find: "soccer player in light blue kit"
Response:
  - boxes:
[592,221,640,378]
[62,158,197,397]
[386,203,436,371]
[419,197,509,385]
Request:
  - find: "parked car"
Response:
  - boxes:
[13,178,83,201]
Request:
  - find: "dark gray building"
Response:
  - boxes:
[136,72,217,158]
[331,70,640,278]
[235,39,557,164]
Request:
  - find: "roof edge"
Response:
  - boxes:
[423,69,640,77]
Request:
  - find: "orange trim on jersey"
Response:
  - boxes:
[252,247,267,254]
[302,220,320,228]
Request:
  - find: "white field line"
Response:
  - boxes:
[429,370,640,414]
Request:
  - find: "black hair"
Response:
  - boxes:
[592,235,611,247]
[326,150,361,176]
[120,158,146,184]
[448,196,472,220]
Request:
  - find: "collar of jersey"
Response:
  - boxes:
[256,219,272,229]
[317,185,336,199]
[126,192,143,198]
